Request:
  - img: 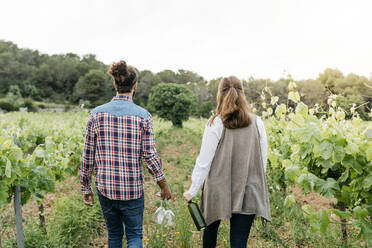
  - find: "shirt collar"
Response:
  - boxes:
[112,95,133,102]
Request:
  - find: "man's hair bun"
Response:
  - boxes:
[108,60,138,93]
[108,60,129,84]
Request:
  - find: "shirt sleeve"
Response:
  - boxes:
[256,117,268,173]
[187,117,223,197]
[80,114,97,194]
[141,114,165,182]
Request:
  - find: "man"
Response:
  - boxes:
[80,60,171,248]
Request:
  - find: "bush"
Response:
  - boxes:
[37,103,46,109]
[148,83,197,127]
[196,101,214,118]
[22,98,38,112]
[0,100,18,112]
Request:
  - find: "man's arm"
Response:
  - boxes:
[142,114,171,200]
[80,114,97,206]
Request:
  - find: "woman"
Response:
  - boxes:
[183,76,271,248]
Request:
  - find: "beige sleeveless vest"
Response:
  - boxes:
[200,114,271,225]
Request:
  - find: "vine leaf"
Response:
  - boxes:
[362,174,372,190]
[319,178,339,199]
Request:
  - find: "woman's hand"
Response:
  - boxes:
[183,191,193,202]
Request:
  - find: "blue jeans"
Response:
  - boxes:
[97,190,144,248]
[203,213,255,248]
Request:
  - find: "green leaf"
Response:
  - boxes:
[366,144,372,161]
[353,206,369,218]
[345,142,358,155]
[34,148,45,158]
[338,169,349,183]
[360,220,372,247]
[5,158,11,178]
[319,210,330,233]
[339,186,352,205]
[284,194,296,208]
[0,184,10,203]
[298,173,321,193]
[363,174,372,190]
[342,155,363,174]
[302,204,314,215]
[317,141,333,160]
[320,178,340,199]
[331,209,352,219]
[332,145,345,163]
[288,91,300,103]
[295,102,308,116]
[285,165,301,181]
[320,159,334,174]
[8,148,23,163]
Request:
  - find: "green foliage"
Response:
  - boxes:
[148,83,197,127]
[0,112,85,207]
[0,112,370,247]
[23,218,50,248]
[6,85,23,104]
[47,193,104,247]
[1,40,371,121]
[196,101,214,118]
[336,94,369,120]
[73,69,111,106]
[22,98,38,112]
[0,100,18,112]
[263,79,372,245]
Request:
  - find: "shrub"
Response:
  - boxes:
[148,83,197,127]
[37,103,46,109]
[0,100,18,112]
[196,101,214,118]
[22,98,38,112]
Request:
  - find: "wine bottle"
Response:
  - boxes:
[188,201,207,231]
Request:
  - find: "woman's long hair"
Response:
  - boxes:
[209,76,251,129]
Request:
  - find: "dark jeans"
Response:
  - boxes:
[203,213,255,248]
[97,190,144,248]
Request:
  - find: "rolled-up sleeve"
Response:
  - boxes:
[141,114,165,182]
[80,114,97,194]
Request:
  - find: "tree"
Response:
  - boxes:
[157,70,178,84]
[318,68,344,93]
[197,101,214,118]
[135,70,160,107]
[73,69,111,106]
[297,79,328,108]
[176,69,204,84]
[148,83,197,127]
[6,85,23,104]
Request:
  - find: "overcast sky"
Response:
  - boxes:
[1,0,371,80]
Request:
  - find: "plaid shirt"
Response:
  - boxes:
[80,95,165,200]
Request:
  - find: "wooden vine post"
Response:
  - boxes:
[13,135,24,248]
[13,186,24,248]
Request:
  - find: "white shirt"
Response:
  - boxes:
[187,116,268,198]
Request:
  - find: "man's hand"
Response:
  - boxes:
[157,179,172,200]
[83,192,94,207]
